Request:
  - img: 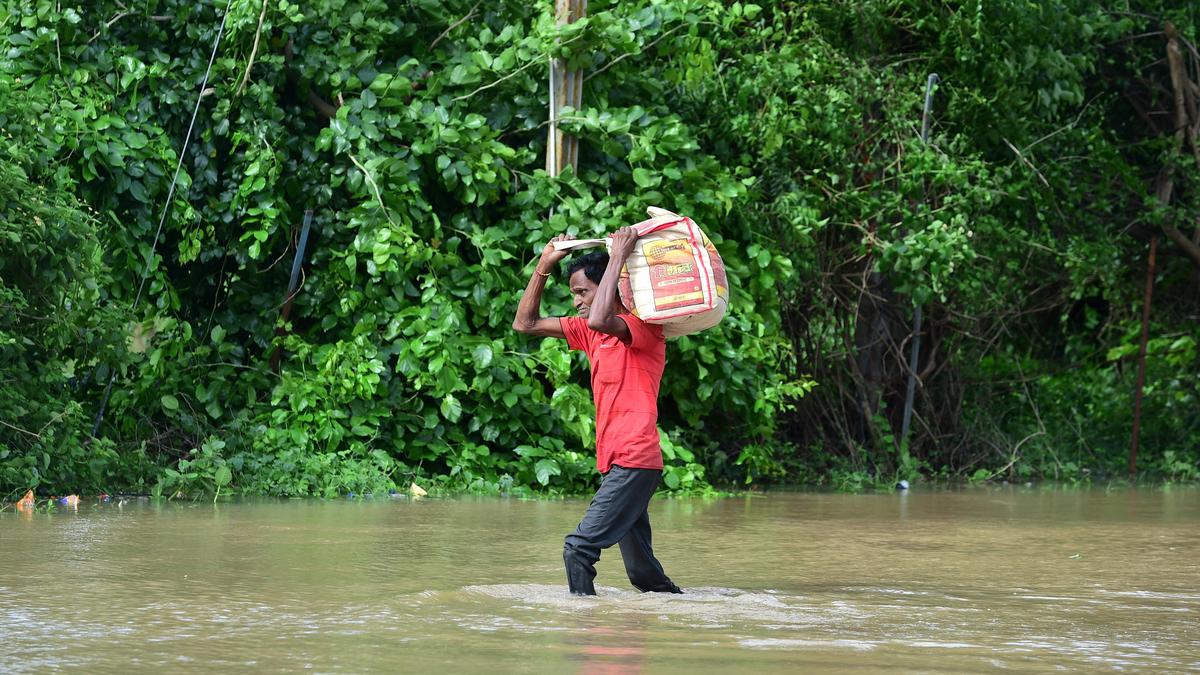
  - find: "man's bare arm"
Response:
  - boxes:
[512,235,569,338]
[587,227,636,344]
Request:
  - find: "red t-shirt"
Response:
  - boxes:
[560,314,666,474]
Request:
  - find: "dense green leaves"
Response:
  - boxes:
[1,0,1197,496]
[689,1,1199,484]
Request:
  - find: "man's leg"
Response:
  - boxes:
[563,466,661,595]
[618,507,683,593]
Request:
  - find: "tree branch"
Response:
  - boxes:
[1159,23,1200,268]
[283,38,340,119]
[0,419,41,439]
[89,7,131,43]
[585,24,685,83]
[348,154,398,228]
[236,0,270,97]
[430,0,481,49]
[452,54,546,103]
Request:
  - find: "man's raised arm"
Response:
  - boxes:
[512,234,570,338]
[586,227,636,344]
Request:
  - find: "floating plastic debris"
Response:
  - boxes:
[59,495,80,507]
[409,483,428,497]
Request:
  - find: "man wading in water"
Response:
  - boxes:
[512,227,683,596]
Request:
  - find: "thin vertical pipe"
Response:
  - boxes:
[270,210,315,371]
[1130,235,1158,478]
[900,73,939,447]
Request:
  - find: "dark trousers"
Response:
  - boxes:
[563,465,682,595]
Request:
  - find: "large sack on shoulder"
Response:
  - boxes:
[552,207,729,337]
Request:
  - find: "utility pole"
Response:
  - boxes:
[547,0,586,177]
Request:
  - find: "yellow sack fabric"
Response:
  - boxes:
[551,207,729,337]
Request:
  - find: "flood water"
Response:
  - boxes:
[2,486,1198,672]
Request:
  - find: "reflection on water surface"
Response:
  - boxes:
[1,487,1197,672]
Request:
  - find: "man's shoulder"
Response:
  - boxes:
[561,316,588,332]
[561,316,596,353]
[617,314,666,350]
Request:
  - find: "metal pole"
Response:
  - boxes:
[270,209,315,371]
[286,210,314,306]
[1129,235,1158,478]
[900,73,939,447]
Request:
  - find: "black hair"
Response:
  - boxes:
[566,251,608,285]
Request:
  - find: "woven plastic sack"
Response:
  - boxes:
[552,207,728,337]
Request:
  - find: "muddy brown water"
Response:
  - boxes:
[2,486,1198,672]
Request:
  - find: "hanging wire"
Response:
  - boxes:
[92,0,234,437]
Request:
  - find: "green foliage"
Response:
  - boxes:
[681,1,1198,486]
[1,0,1197,497]
[0,69,139,492]
[961,322,1198,484]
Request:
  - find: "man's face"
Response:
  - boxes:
[569,269,599,317]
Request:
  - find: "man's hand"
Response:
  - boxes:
[539,234,571,273]
[609,226,639,261]
[514,234,571,339]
